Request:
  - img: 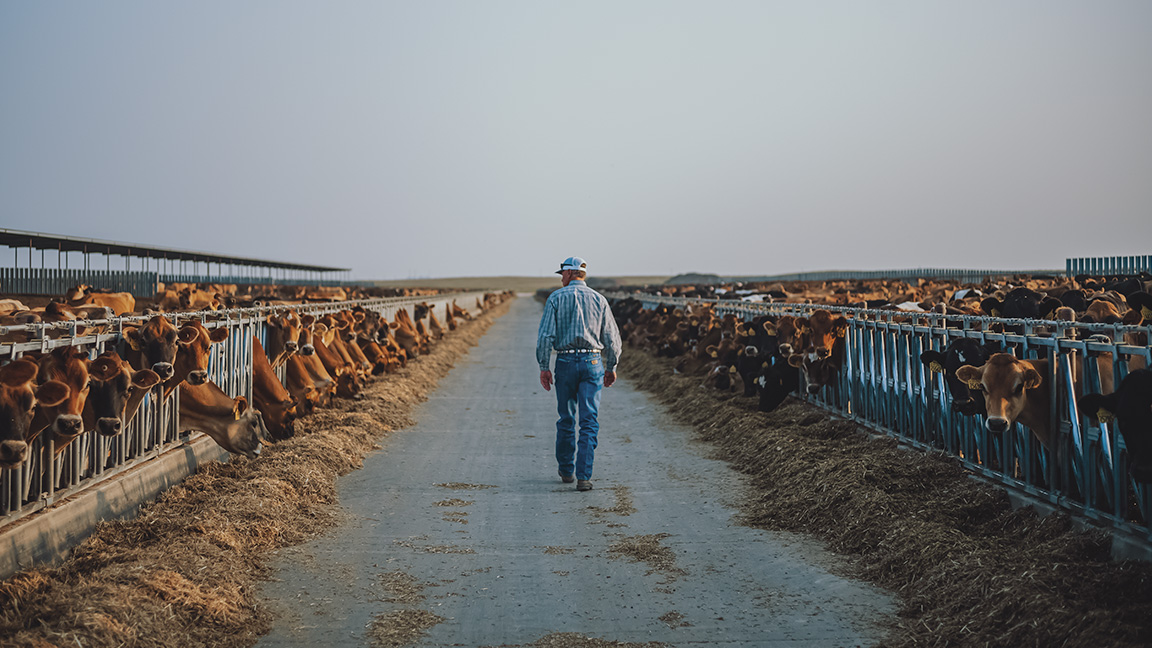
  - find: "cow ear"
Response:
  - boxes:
[1022,367,1043,390]
[124,327,145,351]
[265,314,281,327]
[132,369,161,389]
[233,396,249,419]
[1078,393,1115,423]
[762,322,777,336]
[35,380,71,407]
[209,328,230,343]
[89,356,121,381]
[980,298,1002,318]
[178,326,200,345]
[787,354,805,368]
[920,351,945,372]
[0,359,39,387]
[955,365,982,388]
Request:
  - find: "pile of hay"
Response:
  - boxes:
[626,350,1152,648]
[0,299,511,648]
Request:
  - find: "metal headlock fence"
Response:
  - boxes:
[609,292,1152,546]
[729,268,1065,284]
[0,291,486,526]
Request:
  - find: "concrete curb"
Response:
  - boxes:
[0,436,229,579]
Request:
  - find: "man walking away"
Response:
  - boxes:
[536,256,623,492]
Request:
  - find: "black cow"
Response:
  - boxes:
[920,338,1001,416]
[1080,370,1152,482]
[981,287,1062,320]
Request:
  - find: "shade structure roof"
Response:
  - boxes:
[0,227,348,273]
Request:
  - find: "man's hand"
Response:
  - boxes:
[604,371,616,388]
[540,370,552,392]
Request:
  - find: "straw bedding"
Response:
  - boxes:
[0,299,510,648]
[626,349,1152,648]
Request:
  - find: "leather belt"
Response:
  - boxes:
[556,349,600,354]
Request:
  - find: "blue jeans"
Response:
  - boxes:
[554,352,605,480]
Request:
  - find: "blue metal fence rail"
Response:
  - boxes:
[612,292,1152,545]
[0,292,485,526]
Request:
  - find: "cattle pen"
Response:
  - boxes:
[611,291,1152,555]
[0,291,487,577]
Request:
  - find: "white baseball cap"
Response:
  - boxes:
[555,256,587,274]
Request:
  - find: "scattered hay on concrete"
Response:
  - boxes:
[366,609,444,648]
[0,299,511,648]
[657,611,691,628]
[625,348,1152,648]
[435,482,498,490]
[607,534,686,582]
[392,539,476,555]
[434,498,474,507]
[489,634,669,648]
[541,546,574,555]
[377,571,430,605]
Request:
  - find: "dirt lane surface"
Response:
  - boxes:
[257,297,895,647]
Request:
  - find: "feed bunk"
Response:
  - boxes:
[610,291,1152,545]
[0,292,487,525]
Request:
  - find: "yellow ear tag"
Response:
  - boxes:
[836,328,847,338]
[728,365,737,373]
[992,309,1001,317]
[1142,306,1152,322]
[761,361,769,368]
[966,378,982,390]
[710,351,718,358]
[929,361,944,374]
[1097,408,1115,424]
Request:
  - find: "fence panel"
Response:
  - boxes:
[0,292,486,526]
[614,292,1152,545]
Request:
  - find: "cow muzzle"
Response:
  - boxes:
[187,370,209,385]
[285,341,299,353]
[985,416,1010,434]
[0,440,29,468]
[816,347,831,359]
[53,414,84,437]
[300,344,315,356]
[97,417,123,436]
[152,362,175,381]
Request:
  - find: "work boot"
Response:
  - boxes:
[559,472,575,484]
[576,480,593,492]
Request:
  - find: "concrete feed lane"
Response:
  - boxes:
[258,296,896,647]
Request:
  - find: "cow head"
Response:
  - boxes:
[920,339,1000,416]
[222,397,269,459]
[264,310,303,366]
[87,351,161,436]
[1080,370,1152,482]
[0,359,67,468]
[956,354,1044,436]
[35,347,92,448]
[804,310,848,359]
[171,320,230,390]
[124,315,180,381]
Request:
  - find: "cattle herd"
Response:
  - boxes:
[608,271,1152,483]
[0,282,513,480]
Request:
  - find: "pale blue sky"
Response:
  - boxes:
[2,2,1150,279]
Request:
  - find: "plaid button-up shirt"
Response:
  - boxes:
[536,280,623,372]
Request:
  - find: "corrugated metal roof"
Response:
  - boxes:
[0,227,348,272]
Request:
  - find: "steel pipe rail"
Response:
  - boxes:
[608,291,1152,545]
[0,292,487,526]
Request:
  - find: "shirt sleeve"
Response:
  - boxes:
[600,298,623,372]
[536,296,557,371]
